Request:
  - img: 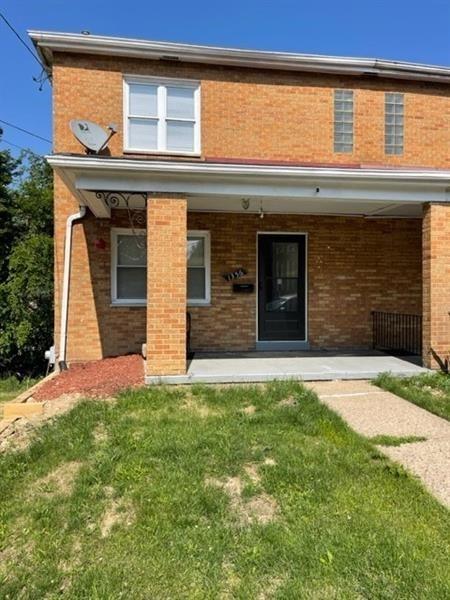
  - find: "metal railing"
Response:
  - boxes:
[372,311,422,356]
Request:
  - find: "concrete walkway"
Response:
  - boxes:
[307,380,450,508]
[146,351,427,384]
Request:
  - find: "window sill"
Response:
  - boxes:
[123,149,201,158]
[110,302,210,308]
[187,302,211,308]
[110,302,146,308]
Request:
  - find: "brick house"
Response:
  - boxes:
[29,31,450,382]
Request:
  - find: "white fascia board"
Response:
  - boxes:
[46,156,450,206]
[29,31,450,84]
[47,155,450,186]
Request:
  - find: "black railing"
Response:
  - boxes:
[372,311,422,356]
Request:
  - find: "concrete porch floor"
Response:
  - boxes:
[145,350,428,385]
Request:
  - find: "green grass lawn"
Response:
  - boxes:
[375,372,450,422]
[0,376,39,406]
[0,382,449,598]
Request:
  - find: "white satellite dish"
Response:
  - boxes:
[70,119,117,153]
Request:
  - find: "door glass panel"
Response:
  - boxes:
[271,242,298,277]
[266,278,298,312]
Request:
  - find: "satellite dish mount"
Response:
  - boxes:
[70,120,117,154]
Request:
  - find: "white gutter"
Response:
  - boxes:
[28,30,450,84]
[46,155,450,186]
[58,205,86,370]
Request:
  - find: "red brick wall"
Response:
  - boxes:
[187,212,422,351]
[422,203,450,368]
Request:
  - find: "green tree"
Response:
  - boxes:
[0,151,53,376]
[0,150,19,283]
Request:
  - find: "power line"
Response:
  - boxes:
[0,137,38,155]
[0,119,51,144]
[0,12,44,69]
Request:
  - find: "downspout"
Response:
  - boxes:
[58,205,87,371]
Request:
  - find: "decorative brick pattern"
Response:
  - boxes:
[422,203,450,368]
[146,196,187,376]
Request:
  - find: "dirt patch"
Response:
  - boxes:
[257,576,285,599]
[220,560,241,598]
[278,396,298,408]
[0,394,116,454]
[244,463,261,484]
[93,423,108,443]
[100,496,135,538]
[34,355,144,402]
[423,385,447,398]
[241,405,256,415]
[181,394,219,418]
[206,470,278,526]
[33,461,82,498]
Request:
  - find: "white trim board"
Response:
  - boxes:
[48,155,450,218]
[29,30,450,84]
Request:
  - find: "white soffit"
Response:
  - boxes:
[48,155,450,217]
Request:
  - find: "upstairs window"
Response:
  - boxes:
[334,90,354,153]
[124,77,200,154]
[385,93,404,155]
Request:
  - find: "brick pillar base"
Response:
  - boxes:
[146,195,187,376]
[423,203,450,369]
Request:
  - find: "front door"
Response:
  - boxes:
[258,234,306,342]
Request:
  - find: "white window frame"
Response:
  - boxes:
[187,230,211,306]
[111,227,147,306]
[123,75,201,155]
[111,228,210,307]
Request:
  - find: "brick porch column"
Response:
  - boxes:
[146,194,187,377]
[422,202,450,369]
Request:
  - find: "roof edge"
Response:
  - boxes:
[46,154,450,185]
[29,30,450,84]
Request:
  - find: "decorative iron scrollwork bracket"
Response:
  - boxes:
[95,191,148,237]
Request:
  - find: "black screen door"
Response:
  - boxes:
[258,234,306,341]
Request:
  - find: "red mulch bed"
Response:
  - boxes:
[34,354,145,401]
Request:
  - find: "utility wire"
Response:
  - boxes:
[0,137,37,154]
[0,11,44,69]
[0,119,51,144]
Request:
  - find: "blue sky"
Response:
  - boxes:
[1,0,449,157]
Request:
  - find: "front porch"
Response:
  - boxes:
[145,350,427,384]
[49,155,450,378]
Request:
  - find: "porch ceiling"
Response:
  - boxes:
[48,154,450,219]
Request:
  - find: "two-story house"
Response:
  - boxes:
[30,30,450,383]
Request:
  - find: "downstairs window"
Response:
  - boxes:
[111,228,210,305]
